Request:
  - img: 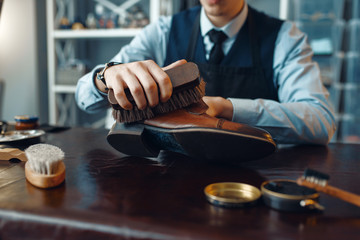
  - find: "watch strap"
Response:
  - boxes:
[96,62,122,86]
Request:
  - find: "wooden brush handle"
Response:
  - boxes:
[108,62,200,105]
[0,148,27,162]
[297,178,360,207]
[164,61,200,92]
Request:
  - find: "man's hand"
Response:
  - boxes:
[202,96,233,121]
[96,59,187,110]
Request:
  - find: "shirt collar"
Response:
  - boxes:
[200,1,248,39]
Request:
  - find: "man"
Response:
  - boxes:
[76,0,336,145]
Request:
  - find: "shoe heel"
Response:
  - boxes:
[107,122,160,157]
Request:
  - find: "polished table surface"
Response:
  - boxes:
[0,127,359,240]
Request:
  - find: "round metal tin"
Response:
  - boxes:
[14,115,39,123]
[204,182,261,208]
[261,179,323,212]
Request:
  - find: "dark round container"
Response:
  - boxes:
[261,179,324,212]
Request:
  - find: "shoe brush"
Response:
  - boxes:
[24,143,65,188]
[108,62,206,123]
[297,168,360,207]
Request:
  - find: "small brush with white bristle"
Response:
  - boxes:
[25,143,66,188]
[297,168,360,207]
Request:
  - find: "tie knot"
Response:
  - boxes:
[208,29,228,44]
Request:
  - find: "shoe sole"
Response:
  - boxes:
[107,122,276,160]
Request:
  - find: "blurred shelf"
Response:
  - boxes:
[46,0,164,126]
[53,28,142,39]
[53,85,77,93]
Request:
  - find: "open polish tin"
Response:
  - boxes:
[204,182,261,208]
[261,179,324,212]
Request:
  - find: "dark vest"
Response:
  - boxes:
[164,6,284,100]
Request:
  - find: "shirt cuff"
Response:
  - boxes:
[228,98,258,125]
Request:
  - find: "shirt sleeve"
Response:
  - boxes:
[229,21,337,145]
[75,16,172,113]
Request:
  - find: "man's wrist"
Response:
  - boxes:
[96,62,122,87]
[93,68,107,93]
[223,99,234,120]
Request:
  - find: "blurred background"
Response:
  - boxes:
[0,0,359,143]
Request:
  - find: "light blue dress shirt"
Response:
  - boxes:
[75,4,336,145]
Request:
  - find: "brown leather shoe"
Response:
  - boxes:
[107,101,276,160]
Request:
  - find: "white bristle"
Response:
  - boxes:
[25,144,65,175]
[304,176,328,187]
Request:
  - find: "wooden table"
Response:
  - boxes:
[0,127,359,240]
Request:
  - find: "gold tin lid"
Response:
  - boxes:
[204,182,261,208]
[14,115,38,123]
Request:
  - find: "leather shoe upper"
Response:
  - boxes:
[144,101,275,144]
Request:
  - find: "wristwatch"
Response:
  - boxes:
[96,62,121,86]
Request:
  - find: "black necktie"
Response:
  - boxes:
[208,29,228,64]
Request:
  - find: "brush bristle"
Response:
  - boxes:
[25,144,65,175]
[112,79,206,123]
[302,168,330,186]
